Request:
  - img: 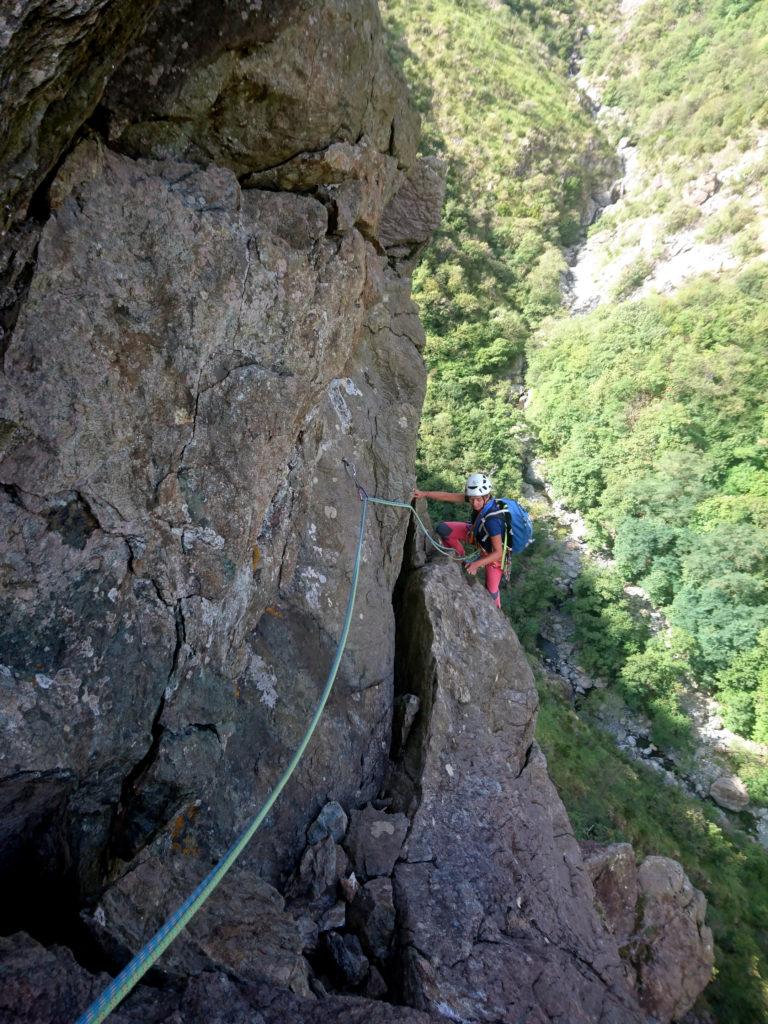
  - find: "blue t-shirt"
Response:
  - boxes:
[471,500,504,552]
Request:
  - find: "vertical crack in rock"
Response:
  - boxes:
[0,232,39,370]
[178,368,204,475]
[169,599,188,687]
[103,601,187,870]
[385,514,437,821]
[105,692,167,867]
[232,236,255,342]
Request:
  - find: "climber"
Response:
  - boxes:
[412,473,505,608]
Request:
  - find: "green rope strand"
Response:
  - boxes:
[367,495,478,562]
[74,498,370,1024]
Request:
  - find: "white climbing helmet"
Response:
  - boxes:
[465,472,492,497]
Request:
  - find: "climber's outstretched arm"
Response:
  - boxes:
[412,489,465,503]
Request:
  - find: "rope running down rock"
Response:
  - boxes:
[73,463,471,1024]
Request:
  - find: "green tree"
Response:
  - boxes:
[717,629,768,739]
[569,566,649,678]
[619,637,693,749]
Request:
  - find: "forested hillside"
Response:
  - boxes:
[528,0,768,741]
[528,272,768,738]
[383,0,615,497]
[382,0,768,1019]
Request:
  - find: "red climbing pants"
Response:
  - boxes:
[437,521,502,608]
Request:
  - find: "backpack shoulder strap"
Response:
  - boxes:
[475,499,505,541]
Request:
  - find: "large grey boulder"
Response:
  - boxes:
[389,561,645,1023]
[582,844,714,1022]
[635,857,714,1022]
[0,932,109,1024]
[709,775,749,812]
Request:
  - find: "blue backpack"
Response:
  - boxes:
[474,498,534,555]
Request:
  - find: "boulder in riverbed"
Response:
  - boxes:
[709,775,749,812]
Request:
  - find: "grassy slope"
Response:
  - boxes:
[383,0,768,1019]
[586,0,768,168]
[538,685,768,1024]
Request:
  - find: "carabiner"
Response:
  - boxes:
[342,458,368,501]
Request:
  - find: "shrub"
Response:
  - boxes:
[699,200,755,243]
[612,256,655,300]
[503,516,560,651]
[613,518,689,602]
[663,202,702,234]
[716,629,768,740]
[732,225,764,261]
[619,638,694,750]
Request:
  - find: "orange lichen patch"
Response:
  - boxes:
[265,605,284,618]
[252,545,261,570]
[170,803,200,857]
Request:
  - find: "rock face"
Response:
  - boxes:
[83,853,312,995]
[387,559,646,1023]
[580,843,639,950]
[582,843,715,1022]
[0,132,429,892]
[344,804,409,880]
[0,0,441,962]
[102,0,419,174]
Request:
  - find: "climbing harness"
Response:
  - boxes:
[73,461,473,1024]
